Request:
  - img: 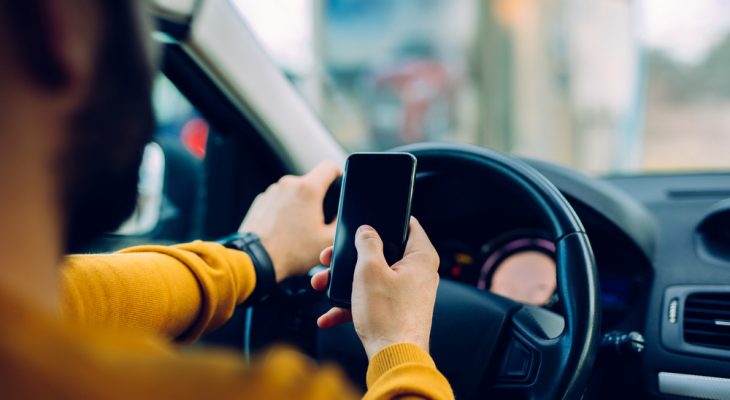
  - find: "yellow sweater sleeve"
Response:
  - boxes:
[365,343,454,399]
[60,240,255,342]
[56,241,454,399]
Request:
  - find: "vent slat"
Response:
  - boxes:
[685,307,730,319]
[683,292,730,350]
[684,318,730,329]
[686,298,730,308]
[684,328,730,338]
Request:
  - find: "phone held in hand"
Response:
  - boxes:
[327,152,417,308]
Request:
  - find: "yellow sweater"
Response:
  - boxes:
[0,241,453,399]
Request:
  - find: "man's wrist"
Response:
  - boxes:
[218,231,277,305]
[253,235,287,282]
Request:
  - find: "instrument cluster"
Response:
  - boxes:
[438,229,642,327]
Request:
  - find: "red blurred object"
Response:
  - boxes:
[369,59,457,145]
[181,118,209,159]
[450,265,462,277]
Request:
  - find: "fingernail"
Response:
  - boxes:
[357,225,374,235]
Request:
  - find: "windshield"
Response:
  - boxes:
[234,0,730,175]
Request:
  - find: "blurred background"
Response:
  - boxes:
[223,0,730,175]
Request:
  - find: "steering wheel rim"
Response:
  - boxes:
[397,143,600,399]
[403,143,601,399]
[248,143,601,400]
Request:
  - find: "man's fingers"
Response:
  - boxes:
[304,160,342,195]
[311,268,330,291]
[319,246,333,266]
[317,307,353,329]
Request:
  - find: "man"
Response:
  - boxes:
[0,1,452,399]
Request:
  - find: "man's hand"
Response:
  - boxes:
[311,217,440,359]
[240,161,341,283]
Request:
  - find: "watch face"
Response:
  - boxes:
[219,232,256,250]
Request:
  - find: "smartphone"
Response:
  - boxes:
[327,152,417,308]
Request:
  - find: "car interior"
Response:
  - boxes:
[86,1,730,399]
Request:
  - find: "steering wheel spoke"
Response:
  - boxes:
[490,306,567,398]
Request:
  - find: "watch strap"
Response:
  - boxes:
[217,232,276,305]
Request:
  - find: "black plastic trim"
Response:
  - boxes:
[696,199,730,266]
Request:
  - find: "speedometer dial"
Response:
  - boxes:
[477,235,557,306]
[490,251,556,305]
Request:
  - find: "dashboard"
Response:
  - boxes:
[409,160,654,334]
[602,171,730,400]
[405,159,730,399]
[246,152,730,399]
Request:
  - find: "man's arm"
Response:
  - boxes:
[59,242,453,399]
[59,160,454,398]
[60,240,256,342]
[60,160,344,341]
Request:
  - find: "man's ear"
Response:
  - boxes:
[13,0,99,94]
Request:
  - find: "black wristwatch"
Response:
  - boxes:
[217,232,276,305]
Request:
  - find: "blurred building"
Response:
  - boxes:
[310,0,643,173]
[236,0,730,174]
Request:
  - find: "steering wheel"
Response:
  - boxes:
[248,143,601,400]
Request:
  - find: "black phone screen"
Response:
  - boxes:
[327,152,416,307]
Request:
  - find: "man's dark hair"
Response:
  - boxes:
[1,0,155,252]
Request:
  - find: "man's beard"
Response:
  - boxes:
[61,1,155,253]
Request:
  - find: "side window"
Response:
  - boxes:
[152,74,209,160]
[114,74,209,243]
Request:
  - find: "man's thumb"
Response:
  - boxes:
[354,225,387,266]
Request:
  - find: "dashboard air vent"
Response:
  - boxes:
[683,293,730,350]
